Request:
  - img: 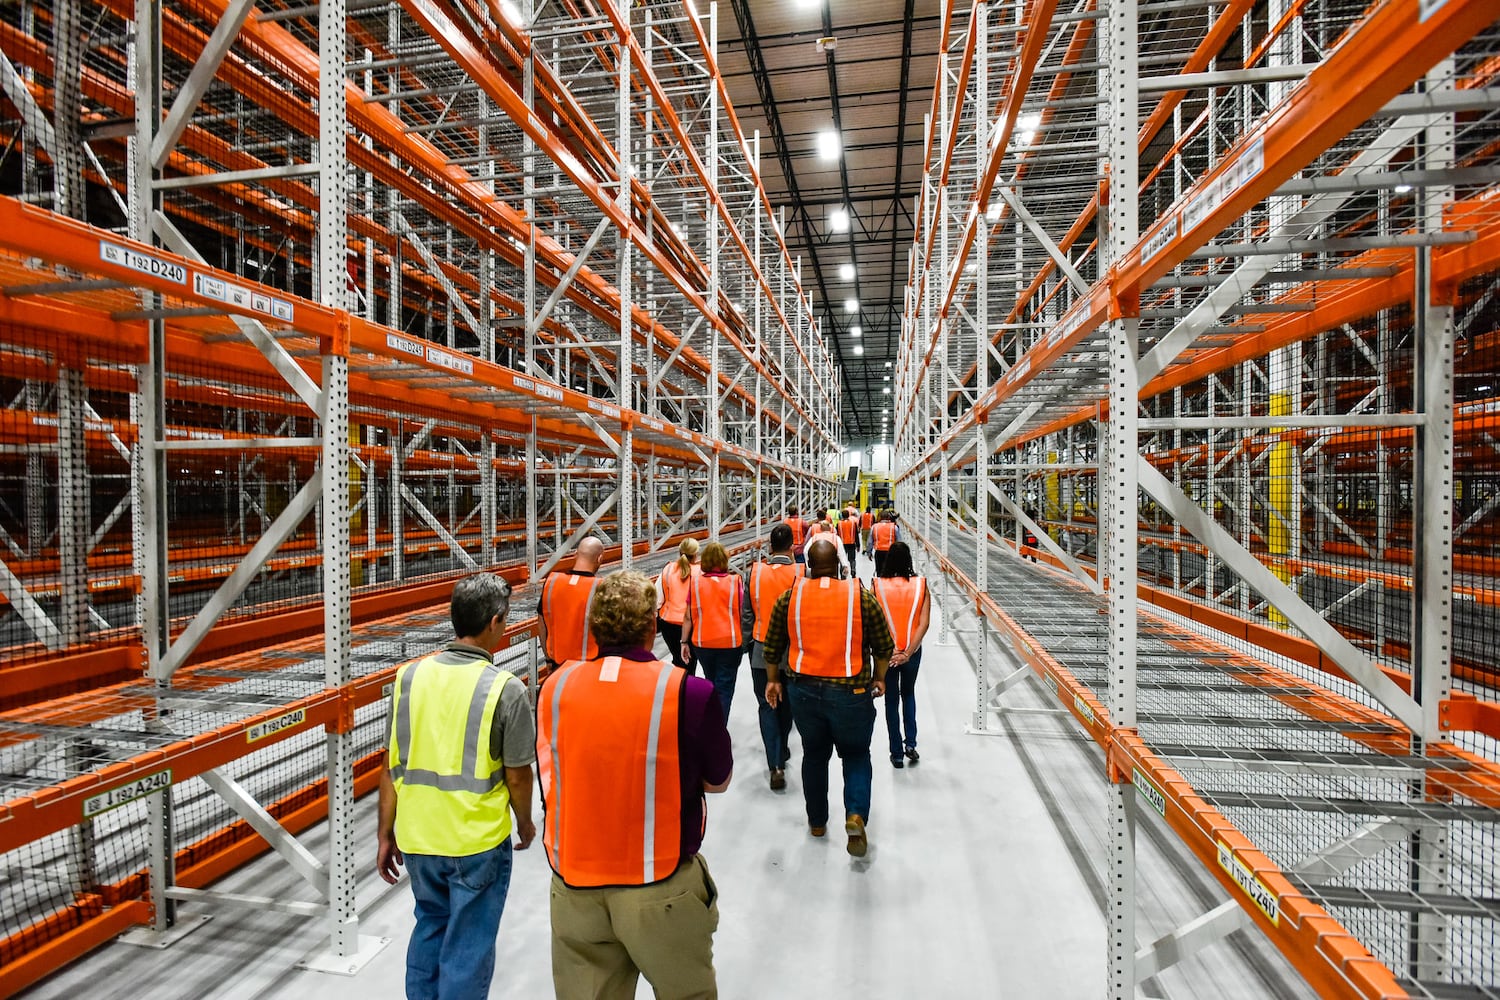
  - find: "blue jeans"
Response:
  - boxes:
[786,677,876,826]
[749,642,793,771]
[884,647,923,756]
[695,646,743,720]
[405,841,514,1000]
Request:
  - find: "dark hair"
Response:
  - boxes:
[879,541,915,579]
[769,523,793,550]
[451,573,512,637]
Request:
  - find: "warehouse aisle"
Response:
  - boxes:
[24,557,1107,1000]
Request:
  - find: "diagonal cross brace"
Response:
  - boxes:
[1138,457,1422,732]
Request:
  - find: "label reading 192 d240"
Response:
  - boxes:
[99,241,186,284]
[82,769,172,819]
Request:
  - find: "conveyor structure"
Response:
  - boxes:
[0,0,842,991]
[896,0,1500,995]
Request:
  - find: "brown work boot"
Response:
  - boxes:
[769,769,786,791]
[845,814,867,857]
[809,825,826,838]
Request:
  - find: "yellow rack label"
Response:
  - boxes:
[247,708,307,744]
[1217,841,1280,926]
[83,769,172,819]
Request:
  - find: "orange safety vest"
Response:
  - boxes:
[860,511,874,530]
[785,576,865,678]
[837,518,857,544]
[689,572,743,648]
[749,560,802,643]
[785,517,807,548]
[873,576,927,651]
[871,521,897,552]
[537,656,685,888]
[657,564,696,625]
[542,571,600,663]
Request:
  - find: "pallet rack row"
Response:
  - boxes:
[893,0,1499,995]
[0,0,844,989]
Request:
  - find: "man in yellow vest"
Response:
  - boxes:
[537,571,732,998]
[761,538,894,857]
[378,573,537,1000]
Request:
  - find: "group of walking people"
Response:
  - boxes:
[375,503,929,1000]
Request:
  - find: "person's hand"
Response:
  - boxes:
[513,818,536,850]
[871,677,886,697]
[680,643,692,664]
[377,834,404,884]
[890,648,908,667]
[764,680,783,708]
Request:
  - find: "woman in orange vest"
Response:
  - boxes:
[868,509,900,576]
[872,541,931,768]
[747,524,801,789]
[656,537,700,675]
[784,506,809,564]
[683,541,753,717]
[836,510,859,569]
[859,507,874,552]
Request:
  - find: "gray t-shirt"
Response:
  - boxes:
[441,642,537,766]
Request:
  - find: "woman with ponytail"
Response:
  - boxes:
[656,537,701,674]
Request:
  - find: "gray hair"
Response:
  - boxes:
[451,573,512,638]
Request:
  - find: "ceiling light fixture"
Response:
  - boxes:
[828,206,850,233]
[850,325,862,337]
[839,263,855,281]
[844,298,859,314]
[853,344,864,355]
[817,129,841,163]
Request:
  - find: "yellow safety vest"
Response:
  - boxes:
[388,650,516,856]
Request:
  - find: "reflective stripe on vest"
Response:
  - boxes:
[389,653,516,855]
[543,571,599,662]
[537,656,685,888]
[690,573,742,648]
[787,576,863,678]
[873,576,926,651]
[658,565,694,625]
[750,561,801,643]
[837,518,857,544]
[872,521,897,551]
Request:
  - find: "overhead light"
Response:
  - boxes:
[839,263,855,281]
[1015,112,1040,146]
[883,375,890,382]
[850,325,862,337]
[1394,184,1413,193]
[829,206,850,232]
[853,344,864,355]
[882,387,890,394]
[881,408,888,414]
[817,129,841,162]
[884,361,892,368]
[844,298,859,314]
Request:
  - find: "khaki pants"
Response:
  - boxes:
[550,854,719,1000]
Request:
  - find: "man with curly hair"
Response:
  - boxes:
[536,571,733,998]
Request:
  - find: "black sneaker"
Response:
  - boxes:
[769,769,786,791]
[890,754,904,768]
[905,747,920,764]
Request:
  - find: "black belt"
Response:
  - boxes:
[785,673,862,688]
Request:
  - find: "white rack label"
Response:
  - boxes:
[425,345,474,376]
[247,708,307,744]
[1183,137,1265,233]
[1217,841,1280,926]
[387,333,426,359]
[1142,214,1180,264]
[83,768,172,819]
[195,273,294,322]
[1133,768,1167,817]
[100,241,186,284]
